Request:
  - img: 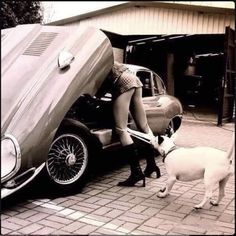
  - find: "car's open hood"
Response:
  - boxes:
[1,24,113,134]
[1,24,113,166]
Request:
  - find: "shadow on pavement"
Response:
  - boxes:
[1,148,127,210]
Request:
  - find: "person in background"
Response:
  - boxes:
[96,61,161,187]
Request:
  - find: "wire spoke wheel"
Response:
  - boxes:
[46,134,88,185]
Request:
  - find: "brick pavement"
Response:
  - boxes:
[1,118,235,235]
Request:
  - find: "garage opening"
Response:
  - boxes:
[103,29,235,125]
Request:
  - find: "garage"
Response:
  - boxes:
[48,1,235,125]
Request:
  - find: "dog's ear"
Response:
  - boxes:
[157,135,164,145]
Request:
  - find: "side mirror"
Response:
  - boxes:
[58,51,74,69]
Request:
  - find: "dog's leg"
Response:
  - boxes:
[194,188,214,209]
[210,175,230,206]
[194,174,216,209]
[157,176,176,198]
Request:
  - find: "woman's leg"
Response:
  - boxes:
[113,88,135,146]
[113,88,145,187]
[130,87,153,136]
[130,87,161,178]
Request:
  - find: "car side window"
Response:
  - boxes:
[136,71,153,97]
[153,73,166,95]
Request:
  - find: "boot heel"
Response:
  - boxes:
[144,167,161,178]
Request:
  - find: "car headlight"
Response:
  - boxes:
[1,134,21,183]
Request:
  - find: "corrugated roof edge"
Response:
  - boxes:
[46,1,235,26]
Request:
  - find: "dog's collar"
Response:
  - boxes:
[162,146,179,162]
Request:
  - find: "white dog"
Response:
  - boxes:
[153,133,234,209]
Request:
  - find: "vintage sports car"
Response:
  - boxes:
[1,24,183,199]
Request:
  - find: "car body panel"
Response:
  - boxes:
[1,24,114,194]
[126,64,183,135]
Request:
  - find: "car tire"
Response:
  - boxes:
[45,121,95,192]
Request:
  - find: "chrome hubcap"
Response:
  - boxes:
[66,153,76,166]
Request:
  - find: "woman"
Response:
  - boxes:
[97,61,161,187]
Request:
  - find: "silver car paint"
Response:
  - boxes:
[1,24,114,178]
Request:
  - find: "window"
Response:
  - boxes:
[136,71,153,97]
[153,73,166,95]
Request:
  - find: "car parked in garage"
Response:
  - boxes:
[1,24,183,199]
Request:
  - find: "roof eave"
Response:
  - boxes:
[46,1,235,26]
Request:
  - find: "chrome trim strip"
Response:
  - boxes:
[1,162,45,199]
[1,134,21,183]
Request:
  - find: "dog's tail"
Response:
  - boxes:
[226,133,235,165]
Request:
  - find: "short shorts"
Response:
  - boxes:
[112,71,143,100]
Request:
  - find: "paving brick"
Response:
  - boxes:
[77,201,102,210]
[142,207,160,217]
[84,196,101,203]
[60,221,86,233]
[1,221,22,231]
[46,215,73,225]
[9,231,25,235]
[68,211,87,220]
[206,230,224,235]
[103,219,125,230]
[27,212,49,222]
[86,214,112,223]
[95,198,113,206]
[129,196,146,204]
[59,199,78,207]
[153,213,182,222]
[18,223,43,235]
[6,217,31,227]
[215,220,235,229]
[74,224,98,234]
[94,227,124,235]
[107,202,131,211]
[137,225,168,235]
[214,226,235,234]
[50,229,73,235]
[177,205,193,214]
[92,206,112,215]
[218,213,235,223]
[1,214,9,220]
[131,229,153,235]
[85,189,104,196]
[130,205,147,214]
[57,208,75,216]
[118,195,136,203]
[143,217,164,227]
[78,217,106,227]
[105,209,124,218]
[70,204,95,213]
[42,202,64,211]
[95,193,120,200]
[158,222,174,231]
[171,227,204,235]
[31,226,56,235]
[34,206,57,214]
[37,219,63,229]
[117,222,139,233]
[2,210,18,217]
[1,227,12,235]
[159,209,186,219]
